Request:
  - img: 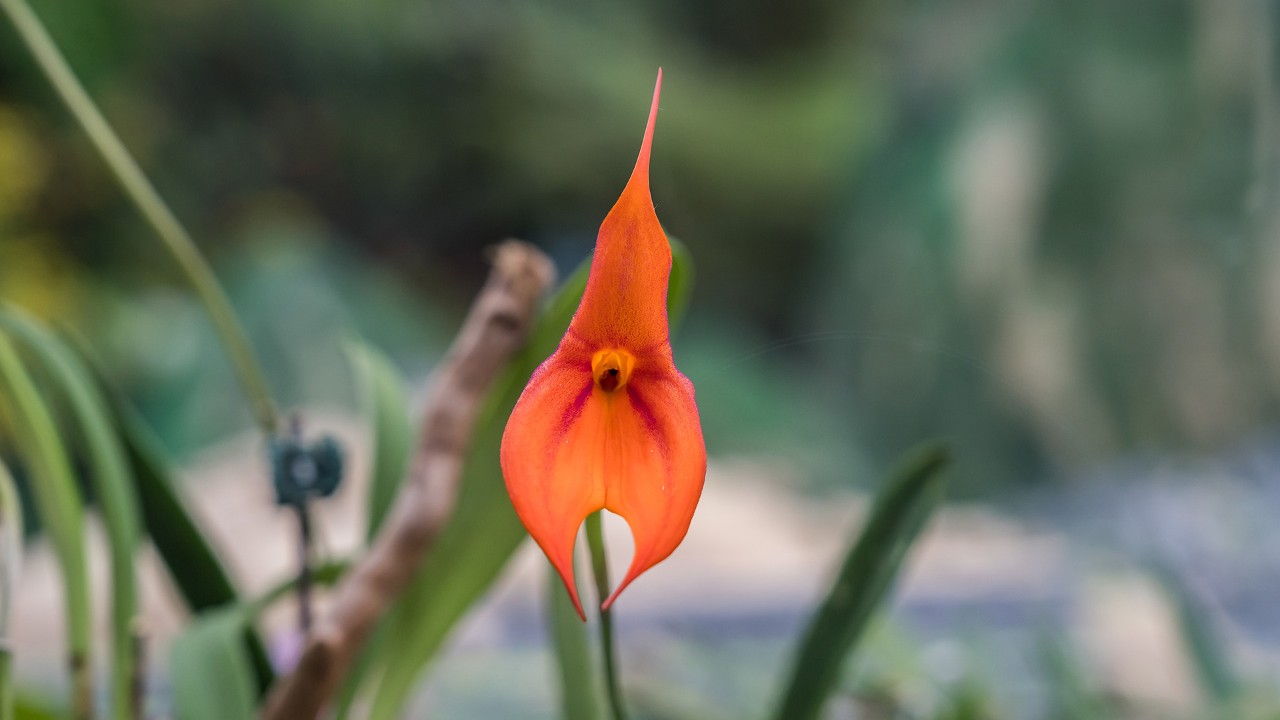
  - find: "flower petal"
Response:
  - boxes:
[500,353,600,619]
[600,361,705,609]
[500,347,706,616]
[570,70,672,352]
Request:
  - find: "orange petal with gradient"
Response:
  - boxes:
[500,69,706,618]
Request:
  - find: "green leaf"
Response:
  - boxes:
[549,562,605,720]
[169,607,257,720]
[78,353,276,696]
[366,243,695,718]
[167,562,348,720]
[0,458,21,641]
[107,395,277,695]
[345,339,413,541]
[0,463,15,720]
[0,306,141,720]
[772,443,950,720]
[667,237,694,333]
[1151,560,1240,706]
[0,332,92,718]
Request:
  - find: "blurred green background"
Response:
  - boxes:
[4,0,1280,718]
[2,0,1270,496]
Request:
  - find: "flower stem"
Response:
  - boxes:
[585,512,629,720]
[0,0,279,436]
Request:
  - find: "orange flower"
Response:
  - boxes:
[500,70,706,619]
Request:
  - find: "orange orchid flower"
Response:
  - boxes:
[500,70,706,619]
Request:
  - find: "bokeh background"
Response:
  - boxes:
[3,0,1280,717]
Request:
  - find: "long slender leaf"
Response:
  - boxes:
[328,340,412,718]
[104,396,275,694]
[345,340,413,541]
[772,443,949,720]
[0,333,93,719]
[0,460,20,720]
[366,244,694,718]
[169,608,257,720]
[0,459,20,640]
[0,307,141,720]
[549,562,605,720]
[1151,560,1240,706]
[75,338,277,695]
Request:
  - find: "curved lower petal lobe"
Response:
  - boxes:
[501,354,600,618]
[601,363,704,609]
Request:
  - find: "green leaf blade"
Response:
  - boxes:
[345,339,413,541]
[108,397,277,695]
[0,332,92,718]
[169,608,257,720]
[772,442,950,720]
[0,307,142,720]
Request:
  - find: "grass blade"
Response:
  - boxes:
[0,459,20,641]
[0,0,278,435]
[772,443,949,720]
[0,460,20,720]
[106,397,276,695]
[0,307,141,720]
[344,340,413,541]
[0,333,92,719]
[1151,560,1240,706]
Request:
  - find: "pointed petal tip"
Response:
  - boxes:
[600,576,632,612]
[565,580,588,622]
[631,70,663,182]
[549,548,588,621]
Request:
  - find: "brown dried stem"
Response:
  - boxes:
[261,240,555,720]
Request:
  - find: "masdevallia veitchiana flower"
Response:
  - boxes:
[500,70,706,619]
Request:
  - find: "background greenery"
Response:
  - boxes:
[1,0,1277,718]
[4,0,1271,490]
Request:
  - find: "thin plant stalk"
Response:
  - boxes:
[295,503,314,636]
[130,621,147,720]
[585,512,629,720]
[0,460,19,720]
[0,309,142,720]
[0,336,93,719]
[0,0,278,435]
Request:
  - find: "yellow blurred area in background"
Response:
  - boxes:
[0,104,81,320]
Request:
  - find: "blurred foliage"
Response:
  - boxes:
[2,0,1276,494]
[2,1,1279,718]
